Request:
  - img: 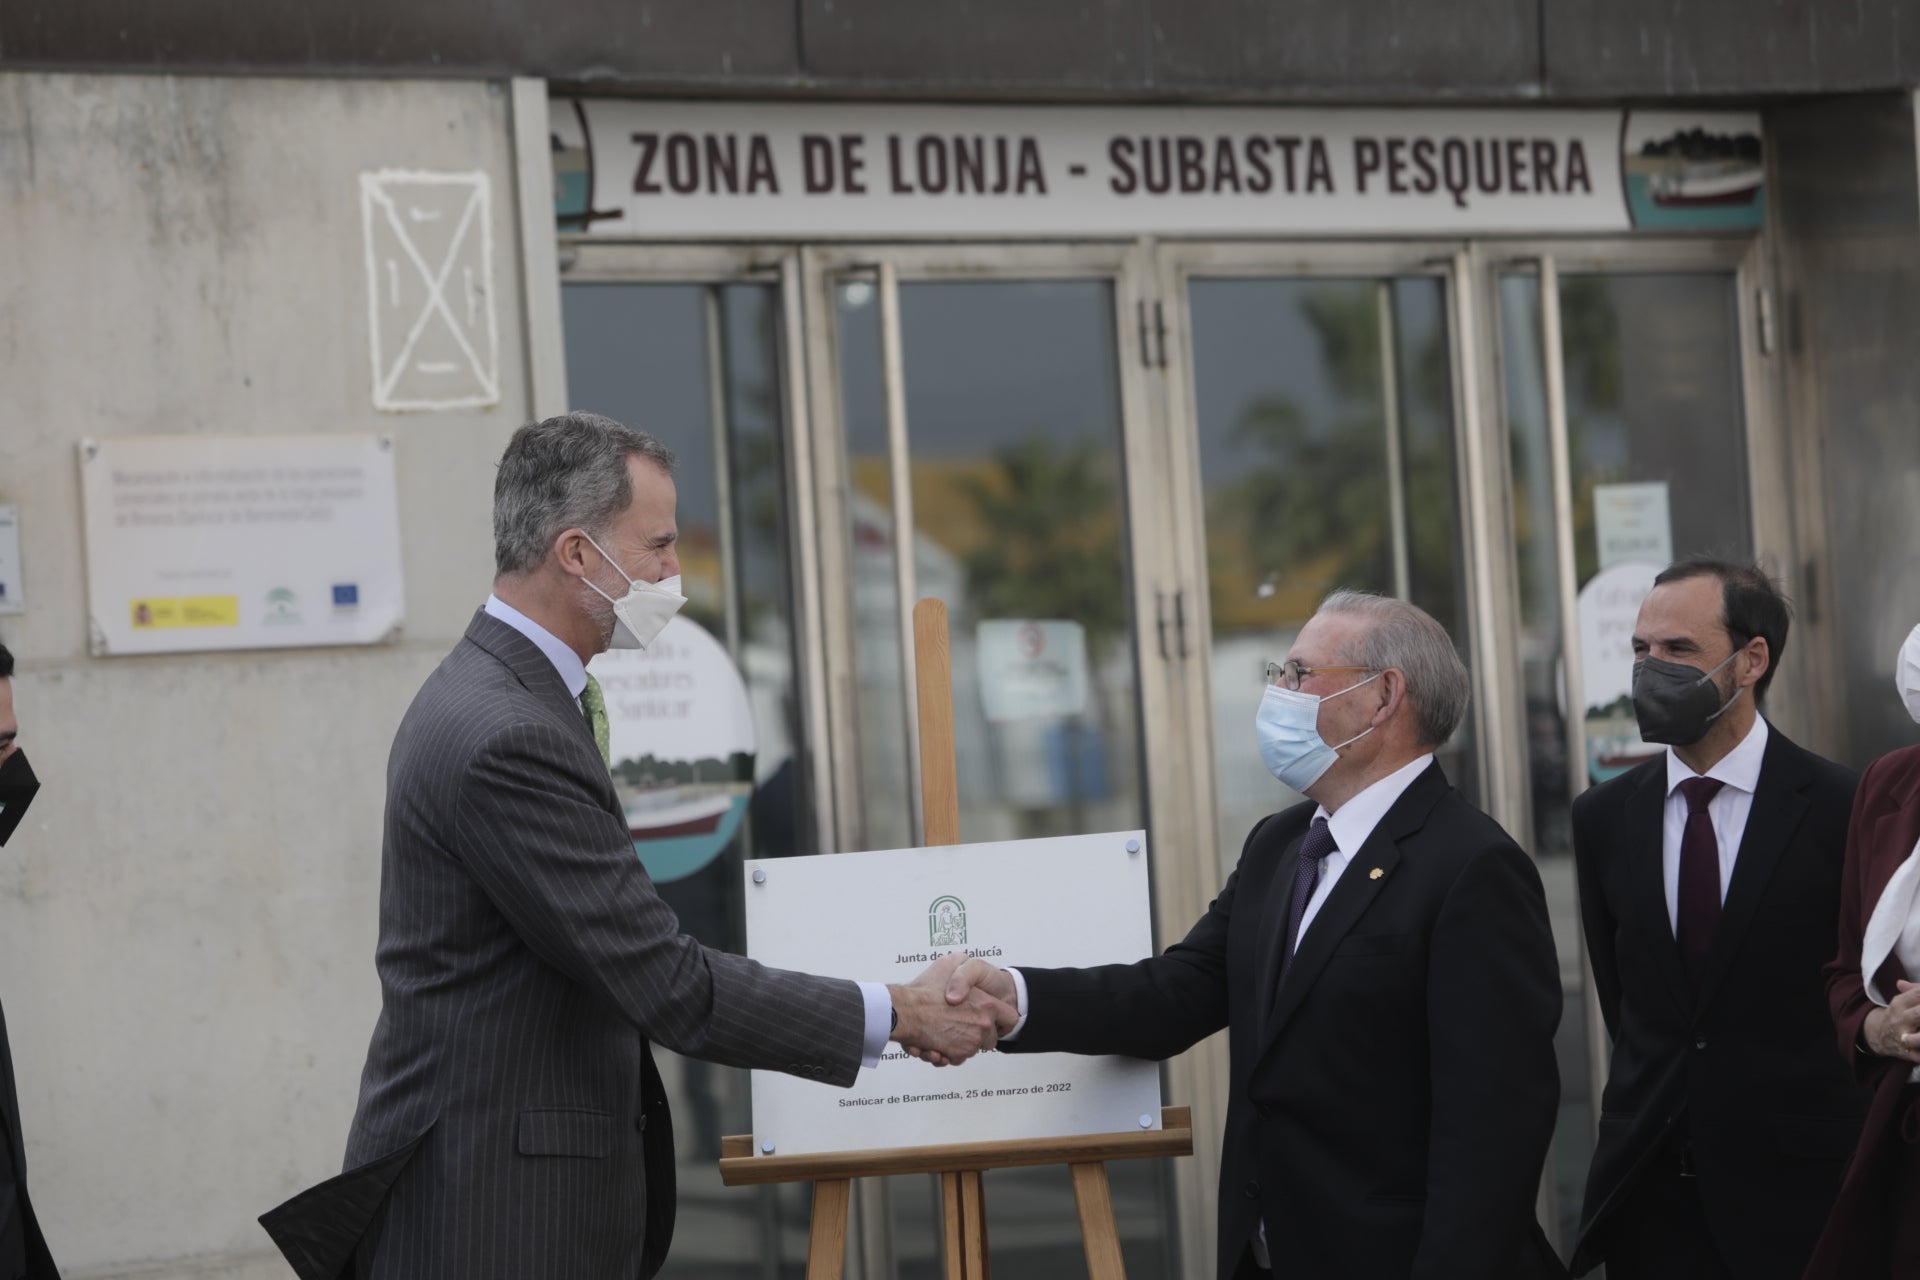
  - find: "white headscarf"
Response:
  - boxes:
[1863,622,1920,1080]
[1898,623,1920,726]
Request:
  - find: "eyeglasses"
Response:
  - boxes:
[1264,659,1379,692]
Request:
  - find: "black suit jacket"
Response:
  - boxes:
[0,997,58,1280]
[1570,725,1866,1279]
[260,610,866,1280]
[1006,762,1565,1280]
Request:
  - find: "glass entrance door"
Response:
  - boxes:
[801,243,1182,1280]
[1157,250,1484,887]
[1154,237,1783,1256]
[561,251,827,1279]
[1148,243,1502,1276]
[1481,239,1783,1247]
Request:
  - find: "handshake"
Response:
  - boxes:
[885,953,1022,1067]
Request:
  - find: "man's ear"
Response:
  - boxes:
[1376,668,1406,726]
[1740,636,1771,690]
[553,529,589,577]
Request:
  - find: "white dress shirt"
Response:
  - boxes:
[483,595,893,1068]
[1661,715,1768,936]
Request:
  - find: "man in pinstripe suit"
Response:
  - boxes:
[262,413,1010,1280]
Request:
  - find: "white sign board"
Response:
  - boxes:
[79,434,405,656]
[976,619,1089,722]
[555,102,1763,239]
[744,831,1160,1157]
[1593,482,1673,571]
[0,506,21,615]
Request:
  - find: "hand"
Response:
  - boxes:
[1865,980,1920,1064]
[888,952,1015,1067]
[946,957,1018,1024]
[902,958,1021,1067]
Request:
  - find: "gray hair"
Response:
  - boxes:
[493,412,676,576]
[1317,590,1472,748]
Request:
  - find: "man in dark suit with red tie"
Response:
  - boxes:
[1570,559,1867,1280]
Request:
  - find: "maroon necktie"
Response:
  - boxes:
[1676,776,1726,990]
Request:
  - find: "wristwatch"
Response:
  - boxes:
[890,1005,899,1035]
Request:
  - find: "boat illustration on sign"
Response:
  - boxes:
[1621,114,1764,229]
[624,784,741,841]
[1647,161,1762,208]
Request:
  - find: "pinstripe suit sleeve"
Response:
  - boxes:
[452,716,866,1085]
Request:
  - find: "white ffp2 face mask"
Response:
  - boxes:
[1898,623,1920,725]
[581,531,686,650]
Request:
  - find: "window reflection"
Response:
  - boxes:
[1188,276,1474,885]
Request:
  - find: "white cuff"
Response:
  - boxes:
[1004,967,1030,1041]
[857,981,892,1069]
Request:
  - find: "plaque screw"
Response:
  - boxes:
[752,869,767,884]
[1125,839,1141,854]
[1138,1114,1153,1129]
[761,1140,776,1154]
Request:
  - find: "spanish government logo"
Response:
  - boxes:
[929,896,967,947]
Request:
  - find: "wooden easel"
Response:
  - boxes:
[720,598,1192,1280]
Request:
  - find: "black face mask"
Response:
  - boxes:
[1632,652,1742,746]
[0,749,39,846]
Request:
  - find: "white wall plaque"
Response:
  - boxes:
[78,433,405,656]
[744,831,1160,1157]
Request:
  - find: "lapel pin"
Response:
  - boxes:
[1368,867,1384,880]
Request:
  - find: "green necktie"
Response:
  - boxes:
[581,673,611,768]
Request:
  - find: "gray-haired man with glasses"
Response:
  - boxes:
[937,590,1566,1279]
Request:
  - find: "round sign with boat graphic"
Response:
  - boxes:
[587,616,756,883]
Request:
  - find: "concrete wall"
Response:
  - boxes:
[1,0,1916,102]
[0,73,533,1276]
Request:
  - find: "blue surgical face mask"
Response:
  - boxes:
[1255,673,1383,793]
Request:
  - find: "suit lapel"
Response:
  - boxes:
[1256,764,1445,1064]
[464,610,614,790]
[1693,731,1811,1011]
[1626,762,1692,1020]
[1255,825,1308,1032]
[466,609,594,728]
